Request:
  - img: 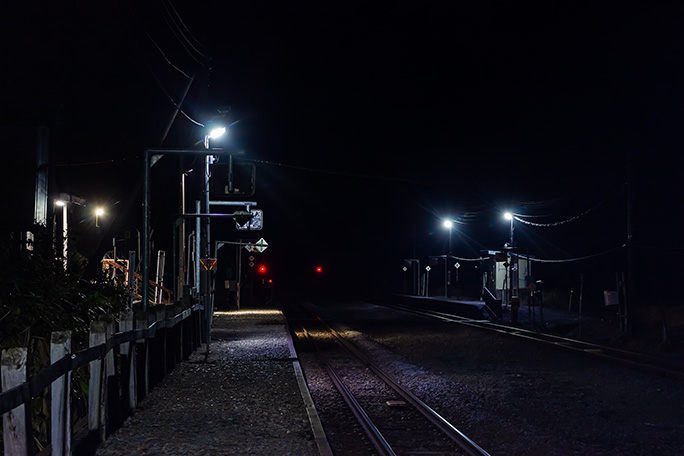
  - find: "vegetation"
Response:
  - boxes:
[0,226,128,451]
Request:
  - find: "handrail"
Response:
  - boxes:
[101,259,173,305]
[0,304,197,416]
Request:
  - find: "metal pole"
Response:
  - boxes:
[195,201,201,295]
[204,155,211,259]
[62,204,68,271]
[447,228,452,297]
[444,256,448,298]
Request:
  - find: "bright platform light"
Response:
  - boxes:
[208,126,226,139]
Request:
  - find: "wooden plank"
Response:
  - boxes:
[2,347,28,456]
[50,331,72,456]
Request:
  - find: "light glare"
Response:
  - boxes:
[209,127,226,139]
[443,220,453,229]
[504,212,513,221]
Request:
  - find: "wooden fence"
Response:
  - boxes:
[1,302,207,455]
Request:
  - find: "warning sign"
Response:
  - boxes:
[199,258,217,271]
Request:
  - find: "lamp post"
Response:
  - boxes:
[55,200,68,270]
[443,219,454,298]
[203,126,227,260]
[503,212,515,309]
[504,212,514,246]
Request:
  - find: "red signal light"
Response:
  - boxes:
[315,266,323,273]
[258,265,267,274]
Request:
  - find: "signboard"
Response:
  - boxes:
[199,258,217,271]
[254,238,268,253]
[242,239,268,253]
[237,209,263,230]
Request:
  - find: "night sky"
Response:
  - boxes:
[2,2,684,303]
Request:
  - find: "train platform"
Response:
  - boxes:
[94,308,331,456]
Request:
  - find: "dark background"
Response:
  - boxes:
[2,2,683,308]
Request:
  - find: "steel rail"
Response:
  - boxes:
[300,327,396,456]
[321,323,491,456]
[380,302,684,381]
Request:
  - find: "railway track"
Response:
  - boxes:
[378,301,684,381]
[288,305,490,456]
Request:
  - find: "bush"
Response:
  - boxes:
[0,226,128,451]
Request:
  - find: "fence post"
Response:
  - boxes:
[156,306,167,379]
[135,310,149,399]
[119,309,137,411]
[2,347,29,456]
[166,306,177,369]
[88,320,107,442]
[103,315,121,430]
[50,331,72,456]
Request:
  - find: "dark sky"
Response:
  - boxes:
[2,2,683,298]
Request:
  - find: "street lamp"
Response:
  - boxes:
[202,125,227,262]
[503,212,514,247]
[95,207,104,227]
[503,212,515,309]
[204,126,226,149]
[442,219,454,298]
[55,200,68,270]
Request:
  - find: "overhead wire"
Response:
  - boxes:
[512,183,625,227]
[244,157,420,184]
[513,244,626,263]
[125,1,194,79]
[121,0,205,127]
[162,0,207,50]
[158,0,209,66]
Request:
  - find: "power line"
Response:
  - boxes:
[513,183,625,227]
[159,0,208,61]
[163,0,207,50]
[124,1,195,79]
[120,2,205,127]
[513,244,625,263]
[245,158,420,184]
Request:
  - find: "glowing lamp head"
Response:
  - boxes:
[504,212,513,221]
[95,208,104,217]
[55,200,66,207]
[443,220,453,229]
[208,126,226,139]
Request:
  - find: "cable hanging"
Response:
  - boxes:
[513,244,626,263]
[159,0,209,62]
[124,1,195,79]
[513,183,625,227]
[163,0,207,51]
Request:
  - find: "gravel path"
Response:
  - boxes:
[95,309,319,456]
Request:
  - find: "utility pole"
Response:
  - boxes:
[625,150,635,334]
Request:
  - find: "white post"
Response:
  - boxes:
[136,312,150,397]
[62,203,68,270]
[119,309,137,410]
[2,348,28,456]
[50,331,72,456]
[88,321,106,440]
[128,251,136,308]
[155,250,166,304]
